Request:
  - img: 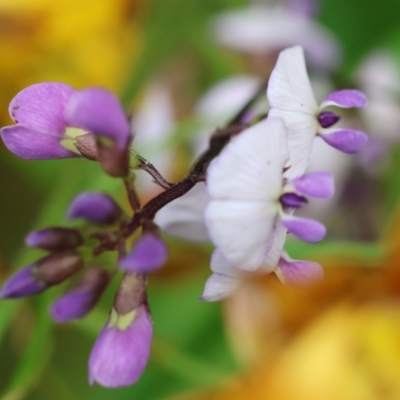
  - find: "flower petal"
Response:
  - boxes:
[119,234,168,274]
[89,305,153,388]
[320,128,368,154]
[207,118,288,202]
[260,221,288,272]
[291,171,334,198]
[66,88,130,147]
[275,254,324,285]
[205,200,278,271]
[155,183,210,243]
[281,215,326,243]
[201,273,240,302]
[0,125,77,159]
[321,89,367,109]
[8,82,76,134]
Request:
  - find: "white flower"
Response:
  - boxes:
[267,46,368,180]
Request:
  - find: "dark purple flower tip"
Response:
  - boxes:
[321,129,368,154]
[291,172,334,199]
[66,192,122,224]
[65,88,131,148]
[279,193,308,209]
[1,83,79,160]
[281,215,326,243]
[0,265,45,299]
[25,227,83,251]
[317,111,340,129]
[50,268,110,323]
[276,256,324,285]
[119,234,168,274]
[321,89,367,109]
[89,305,153,388]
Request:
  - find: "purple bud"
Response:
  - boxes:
[25,227,83,251]
[50,267,110,323]
[89,305,153,387]
[66,192,122,224]
[281,215,326,243]
[321,129,368,154]
[317,111,340,128]
[119,234,168,274]
[35,250,84,285]
[0,265,45,299]
[276,255,324,285]
[279,193,308,209]
[291,172,334,199]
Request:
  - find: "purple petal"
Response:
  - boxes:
[8,82,76,134]
[66,192,122,224]
[280,193,308,208]
[0,265,45,298]
[89,305,153,388]
[25,227,83,251]
[320,129,368,154]
[281,215,326,243]
[0,125,77,159]
[317,111,340,128]
[291,172,334,198]
[321,90,367,109]
[276,256,324,285]
[66,88,130,148]
[119,234,168,274]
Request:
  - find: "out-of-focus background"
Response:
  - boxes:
[2,0,400,399]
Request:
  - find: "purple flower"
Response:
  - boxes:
[89,305,153,388]
[119,234,168,274]
[1,83,131,176]
[50,267,110,323]
[66,192,123,224]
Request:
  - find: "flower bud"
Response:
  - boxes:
[25,227,83,251]
[35,250,84,285]
[50,267,110,323]
[66,192,122,224]
[118,234,168,274]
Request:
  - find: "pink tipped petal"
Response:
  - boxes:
[275,256,324,285]
[281,215,326,243]
[1,126,77,159]
[321,129,368,154]
[201,273,240,302]
[321,89,367,109]
[8,82,76,134]
[291,171,334,198]
[89,305,153,388]
[66,88,130,147]
[119,234,168,274]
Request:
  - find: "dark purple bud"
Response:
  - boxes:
[280,193,308,209]
[118,234,168,274]
[89,304,153,387]
[66,192,122,224]
[25,227,83,251]
[35,250,84,285]
[317,111,340,128]
[50,267,110,323]
[114,273,147,316]
[0,265,45,299]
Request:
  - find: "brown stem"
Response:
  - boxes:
[135,154,174,190]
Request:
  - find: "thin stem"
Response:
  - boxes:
[135,153,174,190]
[123,174,141,212]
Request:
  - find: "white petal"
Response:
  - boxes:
[210,249,241,276]
[155,183,210,243]
[201,273,240,302]
[205,200,278,271]
[267,46,318,114]
[260,221,288,272]
[207,118,289,202]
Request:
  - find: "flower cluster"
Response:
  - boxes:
[0,46,367,388]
